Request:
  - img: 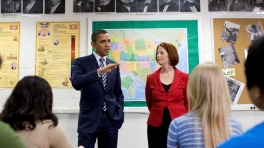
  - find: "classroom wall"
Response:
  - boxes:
[1,0,264,147]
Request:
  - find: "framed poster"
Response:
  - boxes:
[35,21,80,88]
[0,22,20,88]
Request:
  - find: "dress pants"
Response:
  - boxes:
[78,111,118,148]
[147,107,172,148]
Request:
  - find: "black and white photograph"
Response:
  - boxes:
[228,0,250,12]
[225,76,245,104]
[137,0,158,12]
[116,0,136,13]
[208,0,228,12]
[95,0,115,12]
[45,0,65,14]
[180,0,200,12]
[159,0,179,12]
[220,21,240,44]
[218,44,240,68]
[1,0,21,13]
[73,0,94,13]
[23,0,43,14]
[250,0,264,12]
[13,2,22,13]
[53,38,60,45]
[245,21,264,42]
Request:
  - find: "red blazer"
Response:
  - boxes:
[145,68,188,127]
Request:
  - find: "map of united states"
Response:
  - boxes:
[107,29,188,101]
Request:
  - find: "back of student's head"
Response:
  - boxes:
[187,62,231,148]
[245,36,264,109]
[0,76,58,131]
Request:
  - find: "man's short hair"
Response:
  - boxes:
[91,29,108,42]
[245,36,264,91]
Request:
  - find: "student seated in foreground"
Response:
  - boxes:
[0,55,26,148]
[218,36,264,147]
[167,62,243,148]
[0,76,75,148]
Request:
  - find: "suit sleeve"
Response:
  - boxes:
[114,66,124,107]
[71,58,100,90]
[145,75,152,111]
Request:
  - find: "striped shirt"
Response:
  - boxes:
[167,112,243,148]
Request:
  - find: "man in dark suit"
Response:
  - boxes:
[23,0,43,14]
[159,0,179,12]
[71,30,124,148]
[180,0,200,12]
[116,0,136,12]
[95,0,115,12]
[137,0,158,12]
[45,0,65,14]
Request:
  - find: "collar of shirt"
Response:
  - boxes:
[50,2,60,14]
[93,52,107,66]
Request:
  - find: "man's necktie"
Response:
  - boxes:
[99,58,107,111]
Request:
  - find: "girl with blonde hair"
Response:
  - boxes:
[167,62,243,148]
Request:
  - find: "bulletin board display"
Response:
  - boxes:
[212,18,264,104]
[92,20,199,107]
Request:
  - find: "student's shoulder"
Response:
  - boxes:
[172,112,195,125]
[218,122,264,148]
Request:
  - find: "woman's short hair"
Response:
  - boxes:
[155,42,179,67]
[0,76,58,131]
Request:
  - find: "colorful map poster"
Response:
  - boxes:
[107,29,188,101]
[0,22,20,88]
[35,22,80,88]
[93,20,199,107]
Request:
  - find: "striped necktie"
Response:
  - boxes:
[99,58,107,111]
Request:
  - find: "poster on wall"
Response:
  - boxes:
[0,22,20,88]
[35,21,80,88]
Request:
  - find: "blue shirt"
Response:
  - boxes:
[218,122,264,148]
[167,112,243,148]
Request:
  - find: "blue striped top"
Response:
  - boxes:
[167,112,243,148]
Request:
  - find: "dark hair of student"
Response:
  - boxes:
[0,76,58,131]
[245,36,264,91]
[91,29,108,42]
[156,42,179,67]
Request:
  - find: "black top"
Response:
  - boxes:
[162,83,171,93]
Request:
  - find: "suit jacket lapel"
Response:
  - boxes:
[89,54,104,89]
[105,58,112,91]
[153,68,181,93]
[153,68,165,93]
[168,68,181,93]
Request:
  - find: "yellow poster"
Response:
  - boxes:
[0,22,20,88]
[35,22,80,88]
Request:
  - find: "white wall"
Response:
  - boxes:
[1,0,264,147]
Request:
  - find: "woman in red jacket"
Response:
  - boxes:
[145,42,188,148]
